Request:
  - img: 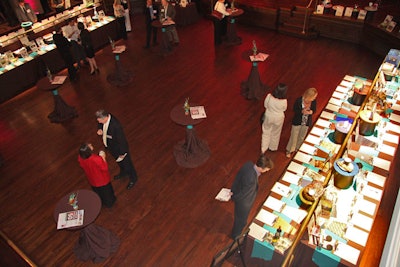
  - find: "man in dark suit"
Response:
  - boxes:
[52,26,77,81]
[96,110,138,190]
[143,0,158,49]
[15,0,37,23]
[230,154,273,239]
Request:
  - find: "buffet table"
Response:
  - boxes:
[244,49,400,266]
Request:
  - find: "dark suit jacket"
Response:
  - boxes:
[15,3,37,23]
[98,115,130,159]
[291,96,317,126]
[145,4,158,24]
[160,3,176,21]
[231,161,258,208]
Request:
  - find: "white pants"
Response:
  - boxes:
[261,114,284,153]
[286,124,309,153]
[124,9,132,31]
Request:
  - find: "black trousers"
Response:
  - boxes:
[213,17,227,45]
[145,21,158,47]
[116,16,127,40]
[116,153,138,183]
[92,183,116,208]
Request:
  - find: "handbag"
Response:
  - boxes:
[211,10,223,20]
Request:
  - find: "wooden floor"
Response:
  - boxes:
[0,14,398,267]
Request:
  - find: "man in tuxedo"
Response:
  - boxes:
[96,110,138,190]
[143,0,158,49]
[15,0,37,23]
[230,154,273,239]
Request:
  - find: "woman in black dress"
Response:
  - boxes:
[78,22,99,75]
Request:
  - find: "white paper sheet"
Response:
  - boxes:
[328,97,343,107]
[264,196,285,212]
[310,127,326,137]
[334,242,360,265]
[335,85,349,94]
[282,171,302,185]
[320,111,336,120]
[356,198,376,216]
[372,157,391,171]
[316,119,332,129]
[350,212,373,232]
[305,134,322,145]
[248,222,268,241]
[325,103,341,112]
[382,132,399,144]
[340,80,354,88]
[332,91,346,100]
[293,151,312,163]
[271,182,292,198]
[255,209,277,226]
[361,184,383,201]
[387,122,400,134]
[377,143,395,156]
[281,205,308,224]
[299,143,316,155]
[389,113,400,123]
[391,103,400,111]
[366,172,386,188]
[287,161,306,176]
[345,226,368,246]
[343,75,356,82]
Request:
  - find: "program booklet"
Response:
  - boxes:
[215,188,231,202]
[190,106,207,119]
[57,209,84,229]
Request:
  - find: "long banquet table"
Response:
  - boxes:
[0,15,118,103]
[242,49,400,267]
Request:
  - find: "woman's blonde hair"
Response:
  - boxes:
[303,87,318,100]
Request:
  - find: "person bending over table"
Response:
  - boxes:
[160,0,179,45]
[78,143,117,208]
[230,154,274,239]
[53,26,77,81]
[96,110,138,190]
[285,87,318,158]
[213,0,231,45]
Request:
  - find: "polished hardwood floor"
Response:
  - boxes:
[0,13,398,267]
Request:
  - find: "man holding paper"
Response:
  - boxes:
[96,109,138,190]
[230,154,273,239]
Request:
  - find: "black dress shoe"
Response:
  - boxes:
[127,181,136,190]
[114,174,128,180]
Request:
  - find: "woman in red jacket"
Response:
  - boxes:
[78,143,116,208]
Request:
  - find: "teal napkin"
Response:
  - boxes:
[354,158,373,172]
[312,247,340,267]
[251,239,274,261]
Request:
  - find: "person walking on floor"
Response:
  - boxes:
[96,109,138,190]
[230,154,274,239]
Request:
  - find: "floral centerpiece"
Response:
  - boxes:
[183,98,190,115]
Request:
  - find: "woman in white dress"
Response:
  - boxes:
[261,83,288,153]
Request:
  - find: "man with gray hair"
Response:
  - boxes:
[96,109,138,190]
